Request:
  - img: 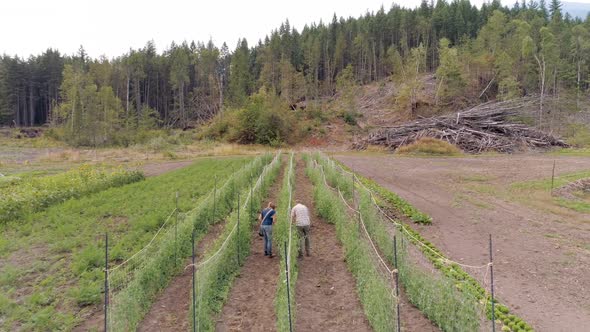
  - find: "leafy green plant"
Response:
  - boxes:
[318,153,533,332]
[305,156,396,331]
[0,165,144,223]
[187,153,281,331]
[274,153,299,331]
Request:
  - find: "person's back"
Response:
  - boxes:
[261,207,275,225]
[291,203,310,227]
[291,202,311,257]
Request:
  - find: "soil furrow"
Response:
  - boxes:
[294,158,372,332]
[214,163,285,332]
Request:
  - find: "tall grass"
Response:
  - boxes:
[305,156,396,332]
[187,153,281,331]
[274,153,299,332]
[108,154,275,331]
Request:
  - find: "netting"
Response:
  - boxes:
[104,153,275,331]
[312,152,493,332]
[188,153,282,331]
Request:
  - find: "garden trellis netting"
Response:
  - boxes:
[104,153,275,331]
[274,152,297,332]
[312,152,533,332]
[188,152,281,331]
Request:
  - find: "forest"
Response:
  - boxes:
[0,0,589,146]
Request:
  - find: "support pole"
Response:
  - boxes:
[175,191,178,267]
[284,241,293,332]
[104,233,108,332]
[192,230,196,332]
[237,193,240,265]
[213,176,217,223]
[394,235,401,332]
[551,160,556,193]
[489,234,496,332]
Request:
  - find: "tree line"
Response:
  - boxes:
[0,0,588,145]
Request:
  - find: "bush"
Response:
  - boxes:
[396,137,462,155]
[565,123,590,148]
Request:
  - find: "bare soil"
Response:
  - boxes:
[215,163,285,332]
[137,221,227,332]
[335,153,590,332]
[294,158,372,332]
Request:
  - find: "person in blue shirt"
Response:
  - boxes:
[259,202,276,258]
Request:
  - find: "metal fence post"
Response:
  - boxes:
[551,160,556,193]
[104,233,108,332]
[213,176,217,223]
[192,230,197,332]
[237,193,240,265]
[489,234,496,332]
[175,191,178,267]
[394,235,401,332]
[284,241,293,332]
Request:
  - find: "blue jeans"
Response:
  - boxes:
[262,225,273,255]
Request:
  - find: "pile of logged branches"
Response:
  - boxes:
[353,97,569,153]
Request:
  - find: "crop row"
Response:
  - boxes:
[187,153,281,331]
[0,165,144,223]
[317,153,533,332]
[107,154,276,331]
[274,153,298,332]
[305,154,397,332]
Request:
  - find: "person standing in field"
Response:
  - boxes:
[259,202,276,258]
[291,200,311,257]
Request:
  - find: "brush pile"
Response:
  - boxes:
[353,97,569,153]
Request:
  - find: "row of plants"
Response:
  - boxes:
[329,157,431,224]
[273,153,299,332]
[0,164,144,223]
[0,157,252,331]
[187,153,281,331]
[305,154,396,332]
[318,153,533,332]
[108,154,277,331]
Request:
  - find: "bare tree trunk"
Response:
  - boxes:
[29,83,35,126]
[135,78,141,124]
[126,73,130,118]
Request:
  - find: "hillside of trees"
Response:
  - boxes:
[0,0,589,146]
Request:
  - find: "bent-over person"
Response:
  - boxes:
[290,200,311,257]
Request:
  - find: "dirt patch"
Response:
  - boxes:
[294,158,372,332]
[142,160,195,177]
[136,221,227,332]
[215,162,285,332]
[335,153,590,332]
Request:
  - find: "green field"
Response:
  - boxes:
[0,156,250,331]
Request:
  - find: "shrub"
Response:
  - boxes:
[396,137,462,155]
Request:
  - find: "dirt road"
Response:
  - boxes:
[335,153,590,332]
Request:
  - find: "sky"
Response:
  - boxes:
[0,0,589,58]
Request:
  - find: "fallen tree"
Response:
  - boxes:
[353,97,569,153]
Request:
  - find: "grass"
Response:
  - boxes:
[188,153,281,331]
[274,153,298,332]
[510,170,590,214]
[396,138,462,156]
[0,156,252,331]
[549,148,590,157]
[306,155,396,332]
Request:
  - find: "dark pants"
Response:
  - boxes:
[297,225,311,256]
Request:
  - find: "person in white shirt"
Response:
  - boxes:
[290,200,311,257]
